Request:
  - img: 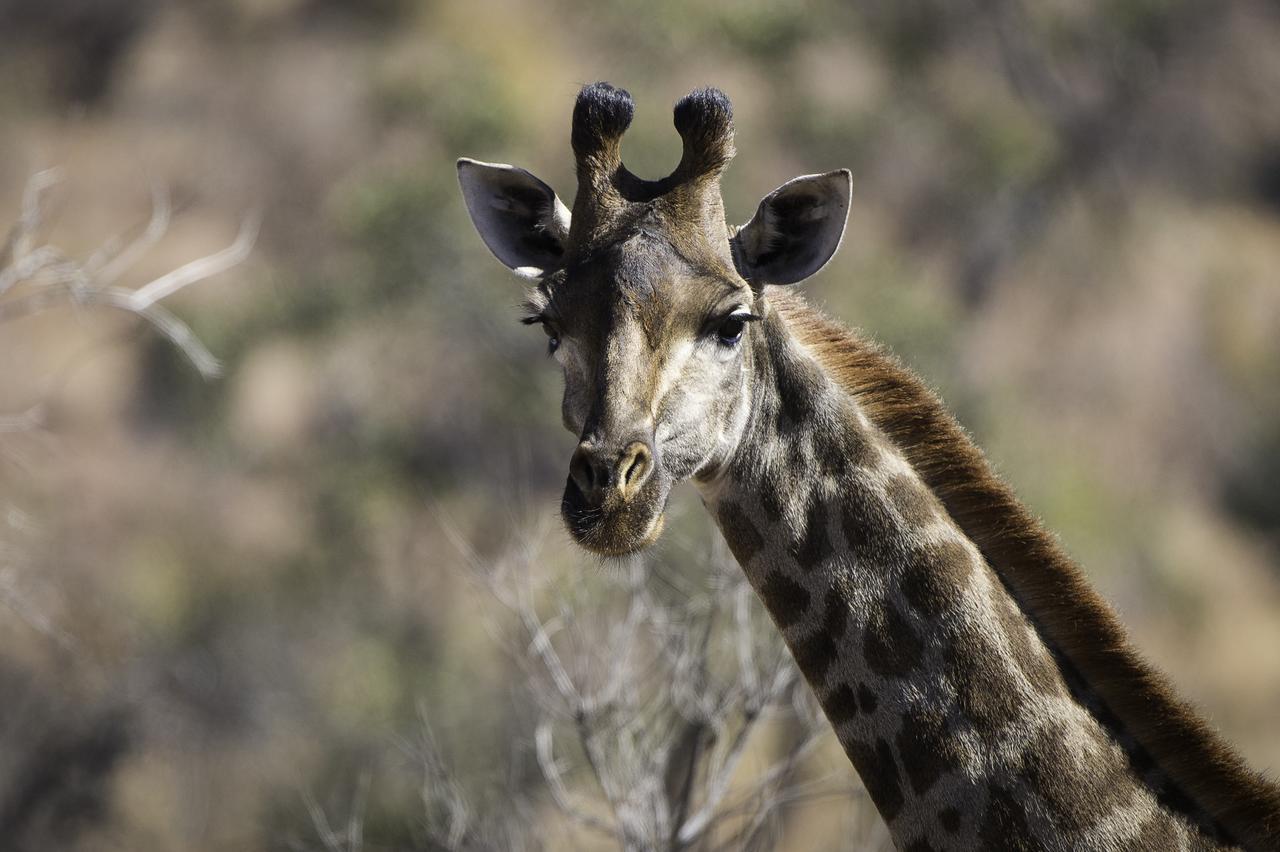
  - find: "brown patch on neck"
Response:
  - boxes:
[769,288,1280,849]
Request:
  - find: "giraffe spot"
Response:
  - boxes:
[886,474,936,527]
[993,592,1065,698]
[760,572,810,630]
[856,683,878,714]
[841,507,872,555]
[864,602,924,678]
[821,589,849,641]
[774,355,821,428]
[938,806,962,833]
[822,683,859,725]
[760,485,785,524]
[840,486,897,562]
[1018,721,1125,833]
[792,499,833,571]
[904,839,936,852]
[818,424,874,476]
[899,539,972,619]
[979,785,1036,850]
[847,738,904,823]
[896,707,961,795]
[785,436,812,477]
[792,628,837,687]
[945,633,1023,733]
[716,500,764,564]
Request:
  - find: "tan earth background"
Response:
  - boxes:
[1,1,1279,849]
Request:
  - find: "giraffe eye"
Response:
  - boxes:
[541,323,561,355]
[716,317,745,346]
[713,311,759,347]
[522,314,561,355]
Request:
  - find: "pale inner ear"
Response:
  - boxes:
[732,170,851,287]
[457,158,570,277]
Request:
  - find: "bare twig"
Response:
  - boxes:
[0,172,257,379]
[302,772,370,852]
[87,182,171,282]
[534,721,618,840]
[426,509,854,851]
[128,210,259,310]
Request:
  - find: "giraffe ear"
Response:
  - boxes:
[457,158,570,278]
[731,170,851,287]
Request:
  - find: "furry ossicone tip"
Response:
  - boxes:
[572,82,635,167]
[673,87,735,178]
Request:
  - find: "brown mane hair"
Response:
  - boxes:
[771,287,1280,849]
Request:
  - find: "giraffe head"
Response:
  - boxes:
[458,83,851,555]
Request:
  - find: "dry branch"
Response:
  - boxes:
[419,507,861,851]
[0,170,257,380]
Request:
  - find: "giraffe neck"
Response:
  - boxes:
[697,299,1231,850]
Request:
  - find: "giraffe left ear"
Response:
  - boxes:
[457,158,571,278]
[731,169,851,287]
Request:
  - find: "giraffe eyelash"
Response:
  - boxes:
[521,314,562,356]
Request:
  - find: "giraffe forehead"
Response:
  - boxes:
[555,235,740,348]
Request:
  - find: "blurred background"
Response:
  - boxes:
[1,0,1279,849]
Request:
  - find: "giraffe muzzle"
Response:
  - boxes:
[561,435,668,556]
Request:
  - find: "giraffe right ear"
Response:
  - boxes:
[457,158,570,278]
[732,170,851,287]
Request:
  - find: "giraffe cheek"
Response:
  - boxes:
[560,384,589,436]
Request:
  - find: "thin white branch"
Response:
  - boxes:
[523,599,580,708]
[0,174,256,380]
[676,709,760,845]
[345,770,370,852]
[415,709,475,850]
[573,701,630,835]
[0,246,66,296]
[2,168,61,267]
[94,288,223,377]
[89,182,172,283]
[535,721,618,840]
[128,209,259,309]
[302,789,345,852]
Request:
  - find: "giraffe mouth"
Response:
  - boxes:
[560,474,669,556]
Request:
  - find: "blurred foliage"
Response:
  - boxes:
[1,0,1279,849]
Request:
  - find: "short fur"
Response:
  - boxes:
[770,287,1280,850]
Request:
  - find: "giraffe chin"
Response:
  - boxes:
[560,478,668,557]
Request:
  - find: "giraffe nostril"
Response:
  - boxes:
[572,440,654,501]
[623,454,642,485]
[618,441,653,497]
[569,445,599,497]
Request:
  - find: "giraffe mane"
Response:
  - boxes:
[770,287,1280,849]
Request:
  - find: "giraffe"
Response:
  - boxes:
[457,82,1280,850]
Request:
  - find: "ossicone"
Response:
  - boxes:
[672,87,735,181]
[572,82,635,178]
[566,82,737,239]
